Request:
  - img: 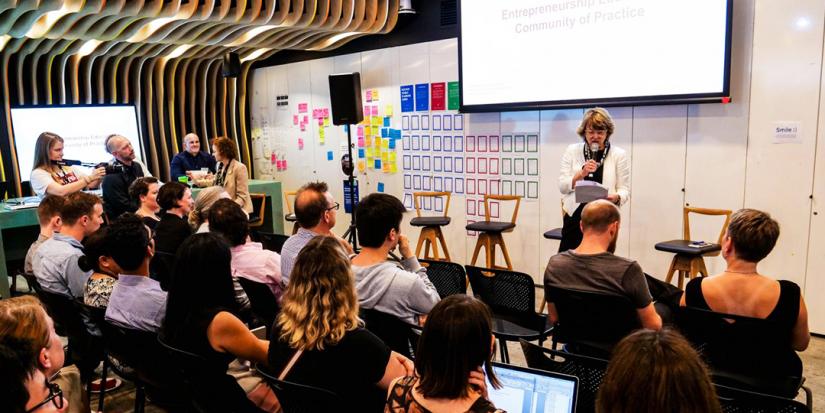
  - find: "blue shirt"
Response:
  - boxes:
[279,228,321,285]
[170,151,217,181]
[32,233,91,299]
[105,274,167,332]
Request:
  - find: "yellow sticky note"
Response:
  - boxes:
[382,152,389,161]
[319,136,325,145]
[382,138,390,149]
[365,136,372,147]
[319,128,325,138]
[366,147,374,157]
[389,152,397,162]
[357,160,366,172]
[366,157,374,167]
[371,125,379,136]
[323,117,330,127]
[382,163,389,173]
[385,105,393,117]
[389,162,397,173]
[372,89,379,100]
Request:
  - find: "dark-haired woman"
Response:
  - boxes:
[153,181,194,254]
[129,177,161,231]
[385,294,503,413]
[80,228,121,308]
[162,233,278,411]
[30,132,105,197]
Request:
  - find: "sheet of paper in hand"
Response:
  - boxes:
[575,181,608,203]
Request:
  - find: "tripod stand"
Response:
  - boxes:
[341,124,359,251]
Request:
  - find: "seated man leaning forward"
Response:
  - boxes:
[351,193,440,326]
[544,199,664,331]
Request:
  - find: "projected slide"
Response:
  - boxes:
[11,106,144,181]
[460,0,731,110]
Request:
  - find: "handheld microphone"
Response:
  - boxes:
[61,159,83,166]
[587,142,600,177]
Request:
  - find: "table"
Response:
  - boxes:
[0,179,283,298]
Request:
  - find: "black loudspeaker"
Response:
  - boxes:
[328,73,364,125]
[222,52,241,78]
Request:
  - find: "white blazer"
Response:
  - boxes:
[558,142,631,215]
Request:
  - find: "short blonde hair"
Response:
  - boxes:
[277,236,360,351]
[0,296,51,355]
[576,107,615,140]
[189,186,227,228]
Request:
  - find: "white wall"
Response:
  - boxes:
[250,0,825,334]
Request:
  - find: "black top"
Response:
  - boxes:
[153,213,193,254]
[386,376,503,413]
[268,326,391,413]
[685,277,800,328]
[168,308,235,368]
[101,160,148,220]
[141,215,160,232]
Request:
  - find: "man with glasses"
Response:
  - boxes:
[0,337,67,413]
[280,181,353,284]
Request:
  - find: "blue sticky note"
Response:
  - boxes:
[389,139,396,149]
[383,117,391,127]
[358,148,365,158]
[343,125,349,133]
[374,159,382,169]
[327,151,334,161]
[415,83,429,111]
[400,85,414,112]
[377,182,385,193]
[390,129,402,140]
[381,128,389,138]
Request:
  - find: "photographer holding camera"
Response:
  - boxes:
[101,134,152,220]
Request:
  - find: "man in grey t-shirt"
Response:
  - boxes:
[544,200,663,330]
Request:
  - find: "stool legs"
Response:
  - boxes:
[415,226,451,261]
[469,233,513,270]
[665,254,709,289]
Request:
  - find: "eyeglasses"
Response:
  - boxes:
[326,202,340,211]
[585,129,608,137]
[26,381,63,413]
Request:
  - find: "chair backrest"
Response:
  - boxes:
[683,207,732,256]
[413,191,451,217]
[35,289,86,343]
[519,340,608,413]
[157,333,265,413]
[249,193,267,227]
[284,190,297,215]
[237,277,280,334]
[359,308,420,359]
[715,383,810,413]
[545,286,641,356]
[103,323,185,390]
[419,259,467,298]
[465,265,544,330]
[257,231,290,254]
[257,365,343,413]
[483,194,521,224]
[149,250,177,291]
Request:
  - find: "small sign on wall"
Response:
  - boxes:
[773,121,801,144]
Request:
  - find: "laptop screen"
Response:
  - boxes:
[487,363,577,413]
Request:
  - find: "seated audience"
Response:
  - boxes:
[280,181,352,284]
[351,193,439,325]
[210,137,252,213]
[544,200,667,331]
[0,297,86,413]
[79,228,122,309]
[101,134,152,220]
[209,199,282,297]
[105,214,167,332]
[24,194,64,276]
[269,236,413,413]
[596,329,721,413]
[189,186,229,233]
[153,181,194,254]
[33,192,104,298]
[30,131,105,197]
[0,337,68,413]
[170,132,216,182]
[680,208,810,376]
[162,233,278,411]
[129,177,161,230]
[385,294,502,413]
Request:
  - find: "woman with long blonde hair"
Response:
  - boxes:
[269,236,413,412]
[30,132,105,197]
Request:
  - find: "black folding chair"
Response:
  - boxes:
[237,277,280,336]
[716,383,811,413]
[545,286,641,358]
[73,301,110,413]
[359,308,422,359]
[34,289,98,385]
[157,333,265,413]
[419,259,467,298]
[465,265,552,363]
[149,250,177,291]
[257,364,343,413]
[257,231,290,254]
[519,340,608,413]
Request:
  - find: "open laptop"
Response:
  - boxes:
[487,363,578,413]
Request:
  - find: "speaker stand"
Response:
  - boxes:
[342,124,359,252]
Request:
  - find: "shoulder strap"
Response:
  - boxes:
[278,349,303,380]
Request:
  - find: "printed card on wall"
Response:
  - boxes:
[400,85,414,113]
[431,82,446,110]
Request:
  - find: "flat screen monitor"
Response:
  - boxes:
[487,363,578,413]
[10,105,144,182]
[459,0,733,111]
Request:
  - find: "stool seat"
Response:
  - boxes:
[655,240,720,255]
[410,216,451,227]
[543,228,563,240]
[285,213,297,222]
[466,221,515,233]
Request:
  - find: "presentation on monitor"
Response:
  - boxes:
[11,105,144,182]
[459,0,732,111]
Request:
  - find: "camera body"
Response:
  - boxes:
[95,162,126,175]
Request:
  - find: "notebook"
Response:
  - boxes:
[487,363,578,413]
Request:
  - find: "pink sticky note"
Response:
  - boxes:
[371,105,379,116]
[357,126,364,138]
[298,138,304,150]
[302,115,308,124]
[298,103,308,113]
[282,160,287,169]
[270,153,276,164]
[358,137,365,147]
[366,90,373,102]
[317,117,324,126]
[293,115,298,125]
[323,108,329,117]
[300,123,306,132]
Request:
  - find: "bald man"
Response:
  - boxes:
[101,134,152,219]
[169,133,217,181]
[544,200,666,333]
[279,181,353,284]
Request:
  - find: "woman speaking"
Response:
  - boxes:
[558,107,630,252]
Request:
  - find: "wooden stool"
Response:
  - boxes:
[410,192,452,261]
[465,194,521,270]
[283,190,298,235]
[655,207,732,289]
